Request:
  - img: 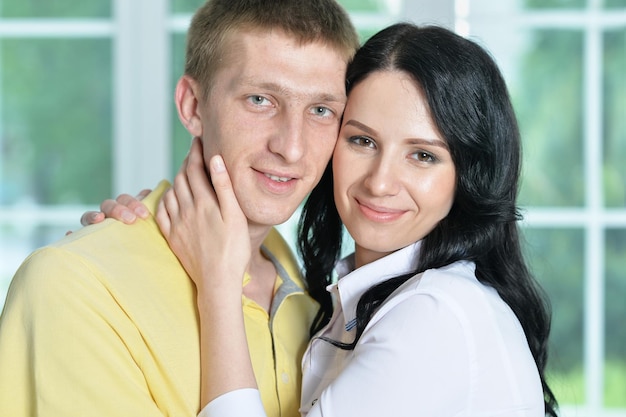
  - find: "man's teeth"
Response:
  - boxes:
[265,173,290,182]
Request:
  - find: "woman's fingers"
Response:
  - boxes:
[209,155,245,225]
[80,190,152,227]
[160,187,180,224]
[172,155,194,207]
[156,197,171,238]
[187,137,214,199]
[80,211,106,227]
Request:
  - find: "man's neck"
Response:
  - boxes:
[244,224,278,312]
[247,223,271,257]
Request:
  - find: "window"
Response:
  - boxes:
[0,0,115,302]
[0,1,624,415]
[459,1,626,413]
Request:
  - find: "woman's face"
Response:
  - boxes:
[333,70,457,268]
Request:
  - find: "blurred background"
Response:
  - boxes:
[0,0,624,415]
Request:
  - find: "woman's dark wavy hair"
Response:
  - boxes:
[298,23,558,416]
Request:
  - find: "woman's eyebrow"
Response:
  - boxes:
[344,119,379,136]
[345,119,449,149]
[406,138,449,150]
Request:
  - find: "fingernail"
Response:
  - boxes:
[135,206,149,218]
[121,211,136,223]
[212,155,225,172]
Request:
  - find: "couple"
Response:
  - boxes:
[95,17,559,417]
[0,0,558,416]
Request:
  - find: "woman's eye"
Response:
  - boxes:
[413,151,436,162]
[350,136,376,148]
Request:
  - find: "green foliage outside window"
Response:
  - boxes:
[170,0,203,14]
[171,33,193,172]
[1,39,112,205]
[603,29,626,207]
[514,30,585,207]
[524,0,585,9]
[0,1,110,17]
[605,229,626,407]
[606,0,626,8]
[522,228,585,404]
[171,0,386,14]
[507,2,626,406]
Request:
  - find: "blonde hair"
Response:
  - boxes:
[185,0,360,98]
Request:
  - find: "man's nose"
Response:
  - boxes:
[268,111,305,163]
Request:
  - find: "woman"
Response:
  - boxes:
[94,24,558,416]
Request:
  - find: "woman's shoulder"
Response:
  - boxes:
[379,260,512,326]
[398,260,479,297]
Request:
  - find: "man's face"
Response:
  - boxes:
[198,30,348,228]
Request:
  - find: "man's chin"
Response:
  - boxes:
[244,208,297,229]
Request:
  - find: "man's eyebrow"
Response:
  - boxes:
[245,80,346,103]
[345,119,449,149]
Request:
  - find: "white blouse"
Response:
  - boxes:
[201,242,545,417]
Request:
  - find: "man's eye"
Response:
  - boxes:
[249,95,269,105]
[312,106,333,117]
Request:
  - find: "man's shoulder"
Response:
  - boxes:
[9,180,184,298]
[7,226,193,328]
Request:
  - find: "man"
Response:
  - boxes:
[0,1,359,415]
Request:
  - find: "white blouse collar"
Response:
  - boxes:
[330,241,422,328]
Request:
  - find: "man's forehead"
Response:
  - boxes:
[218,31,348,103]
[225,27,348,67]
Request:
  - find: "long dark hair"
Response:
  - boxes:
[298,23,558,416]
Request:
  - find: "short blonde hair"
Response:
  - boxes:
[185,0,360,98]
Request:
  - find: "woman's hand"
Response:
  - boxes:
[156,137,251,296]
[80,190,151,226]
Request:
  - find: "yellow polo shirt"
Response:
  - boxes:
[0,181,317,417]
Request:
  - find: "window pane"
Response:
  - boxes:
[603,29,626,208]
[0,1,111,18]
[522,227,585,405]
[171,33,191,174]
[0,38,112,205]
[514,30,584,207]
[338,0,389,12]
[0,224,73,306]
[605,229,626,407]
[172,0,391,14]
[170,0,203,14]
[605,0,626,8]
[522,0,586,9]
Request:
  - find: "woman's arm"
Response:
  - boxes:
[156,138,260,412]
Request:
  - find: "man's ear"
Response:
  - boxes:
[175,75,203,137]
